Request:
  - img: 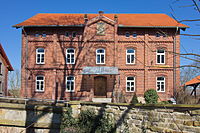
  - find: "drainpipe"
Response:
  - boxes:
[173,27,178,100]
[22,27,28,98]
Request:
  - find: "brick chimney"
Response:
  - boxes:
[84,14,88,23]
[99,11,104,16]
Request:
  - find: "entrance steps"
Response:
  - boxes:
[92,98,112,103]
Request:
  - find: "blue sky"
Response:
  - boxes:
[0,0,199,70]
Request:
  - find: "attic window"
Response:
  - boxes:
[35,33,40,37]
[42,33,46,37]
[97,22,105,35]
[125,32,130,38]
[133,32,137,38]
[65,32,69,37]
[72,32,77,38]
[156,32,161,37]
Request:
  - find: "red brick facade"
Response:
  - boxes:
[16,13,186,102]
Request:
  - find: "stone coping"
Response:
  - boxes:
[0,99,200,112]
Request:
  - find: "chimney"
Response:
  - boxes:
[99,11,104,16]
[84,14,88,23]
[114,14,118,22]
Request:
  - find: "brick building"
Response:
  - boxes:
[0,44,13,96]
[14,12,188,102]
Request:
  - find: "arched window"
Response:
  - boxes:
[36,48,45,64]
[35,75,45,92]
[157,76,165,92]
[96,48,105,64]
[132,32,137,38]
[126,48,135,64]
[156,49,165,64]
[66,48,75,64]
[126,76,135,92]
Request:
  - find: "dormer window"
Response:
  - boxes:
[97,22,105,35]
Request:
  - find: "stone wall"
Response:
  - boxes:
[0,98,200,133]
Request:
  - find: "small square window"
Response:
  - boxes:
[42,33,46,37]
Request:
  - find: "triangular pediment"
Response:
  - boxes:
[86,15,116,26]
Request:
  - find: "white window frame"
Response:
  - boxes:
[156,49,165,64]
[66,76,75,92]
[156,76,165,92]
[126,48,135,64]
[66,48,75,64]
[126,76,135,92]
[96,48,105,64]
[35,75,45,92]
[36,48,45,64]
[65,31,69,37]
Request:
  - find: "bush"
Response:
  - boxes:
[61,108,114,133]
[144,89,159,104]
[131,93,139,104]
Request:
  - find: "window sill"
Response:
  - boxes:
[35,90,45,93]
[66,91,75,93]
[36,63,45,65]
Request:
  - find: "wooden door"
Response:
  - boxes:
[94,76,107,97]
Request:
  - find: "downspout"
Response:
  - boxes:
[22,27,28,98]
[173,27,179,100]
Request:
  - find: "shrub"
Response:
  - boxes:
[144,89,159,104]
[61,108,114,133]
[131,93,139,104]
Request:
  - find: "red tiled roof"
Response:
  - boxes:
[0,44,13,71]
[185,75,200,86]
[13,13,188,28]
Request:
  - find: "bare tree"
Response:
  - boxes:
[8,69,21,97]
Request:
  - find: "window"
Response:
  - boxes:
[96,48,105,64]
[133,32,137,38]
[126,49,135,64]
[66,76,75,92]
[157,76,165,92]
[36,48,45,64]
[66,48,75,64]
[35,75,44,92]
[156,32,161,37]
[35,33,40,37]
[72,32,77,38]
[65,32,69,37]
[125,32,130,38]
[42,33,46,37]
[97,22,105,35]
[126,76,135,92]
[157,49,165,64]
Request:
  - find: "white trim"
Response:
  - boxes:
[66,48,75,64]
[126,49,135,64]
[126,76,135,92]
[36,48,45,64]
[156,76,165,92]
[156,49,165,64]
[96,48,105,64]
[66,76,75,92]
[35,75,45,92]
